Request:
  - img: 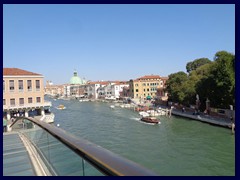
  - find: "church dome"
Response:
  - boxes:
[70,71,83,85]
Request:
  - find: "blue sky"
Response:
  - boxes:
[3,4,235,85]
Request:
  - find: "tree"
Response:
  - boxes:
[166,51,235,109]
[166,71,188,104]
[212,51,235,108]
[186,58,211,73]
[196,51,235,109]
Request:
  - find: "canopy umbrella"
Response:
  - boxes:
[146,95,152,100]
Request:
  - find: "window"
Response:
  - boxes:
[135,84,138,87]
[147,88,149,92]
[10,99,15,106]
[144,89,145,92]
[3,99,6,105]
[3,80,5,92]
[36,97,41,103]
[9,80,14,91]
[28,97,33,103]
[19,98,24,105]
[27,80,32,91]
[18,80,23,91]
[142,83,146,86]
[36,80,40,90]
[136,89,138,92]
[151,88,156,92]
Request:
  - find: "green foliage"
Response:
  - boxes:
[167,51,235,109]
[186,58,211,73]
[211,51,235,108]
[166,71,188,104]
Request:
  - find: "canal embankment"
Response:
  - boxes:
[171,109,232,129]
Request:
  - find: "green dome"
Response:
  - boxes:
[70,71,83,85]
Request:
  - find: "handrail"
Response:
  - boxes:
[10,117,158,176]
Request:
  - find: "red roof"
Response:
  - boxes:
[87,81,109,85]
[137,75,161,80]
[87,81,128,85]
[114,82,128,85]
[3,68,42,76]
[161,77,169,80]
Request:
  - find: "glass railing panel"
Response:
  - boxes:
[9,118,157,176]
[83,160,104,176]
[10,120,104,176]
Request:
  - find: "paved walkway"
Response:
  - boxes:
[151,104,233,129]
[171,109,232,129]
[3,132,36,176]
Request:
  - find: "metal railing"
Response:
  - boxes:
[9,117,157,176]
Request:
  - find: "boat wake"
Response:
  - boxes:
[130,117,141,121]
[55,106,66,110]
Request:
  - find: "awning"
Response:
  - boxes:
[146,95,152,99]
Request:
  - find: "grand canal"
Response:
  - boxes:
[49,97,235,176]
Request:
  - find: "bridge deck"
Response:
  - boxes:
[3,132,36,176]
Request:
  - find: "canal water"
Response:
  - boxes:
[49,98,235,176]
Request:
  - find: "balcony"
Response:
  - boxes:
[3,101,52,111]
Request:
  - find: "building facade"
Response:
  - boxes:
[63,70,87,98]
[129,75,168,100]
[44,80,65,97]
[3,68,52,121]
[86,81,129,100]
[110,82,129,99]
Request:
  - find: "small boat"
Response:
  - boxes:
[110,105,115,109]
[57,104,66,110]
[140,116,160,124]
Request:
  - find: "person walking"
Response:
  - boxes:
[182,107,185,113]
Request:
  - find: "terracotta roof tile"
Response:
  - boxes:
[161,77,169,80]
[87,81,128,85]
[3,68,42,76]
[137,75,161,80]
[114,82,129,85]
[87,81,109,85]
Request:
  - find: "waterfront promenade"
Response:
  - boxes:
[131,98,233,129]
[171,109,232,129]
